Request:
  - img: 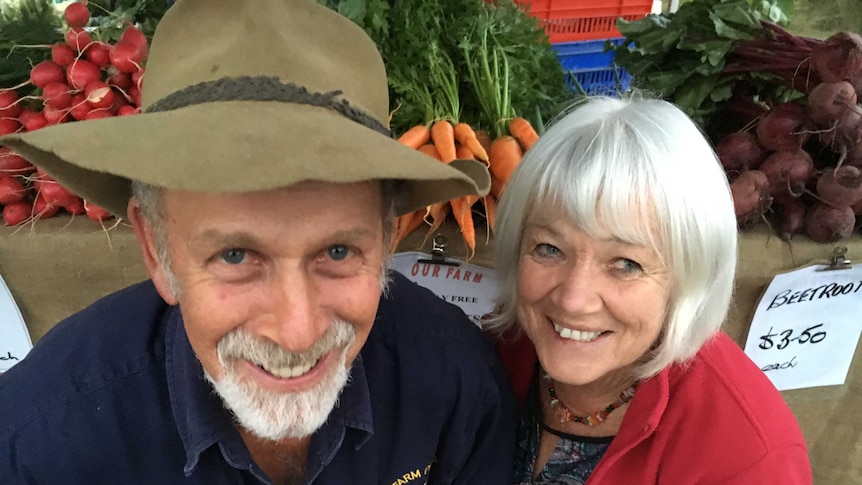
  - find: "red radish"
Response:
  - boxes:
[807,81,859,127]
[811,32,862,83]
[131,70,144,90]
[18,109,48,132]
[43,105,69,125]
[69,94,92,121]
[128,86,141,107]
[109,42,144,73]
[65,27,92,52]
[717,132,765,173]
[63,196,85,215]
[29,61,65,89]
[729,169,772,226]
[0,89,21,119]
[758,149,814,198]
[84,42,111,68]
[33,194,60,219]
[777,197,807,240]
[3,200,32,226]
[66,59,101,90]
[64,2,90,29]
[756,102,813,151]
[0,118,20,135]
[119,24,149,59]
[42,82,73,109]
[50,42,76,67]
[84,200,112,221]
[38,181,79,208]
[85,109,113,120]
[117,105,139,116]
[84,80,115,110]
[0,148,32,174]
[107,72,132,91]
[816,165,862,206]
[805,204,855,242]
[0,176,26,204]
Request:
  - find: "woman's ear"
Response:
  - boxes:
[127,197,178,305]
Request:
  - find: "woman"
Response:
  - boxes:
[487,96,812,484]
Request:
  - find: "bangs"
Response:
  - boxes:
[527,118,666,260]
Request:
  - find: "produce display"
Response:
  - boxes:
[614,0,862,243]
[323,0,571,257]
[0,0,157,226]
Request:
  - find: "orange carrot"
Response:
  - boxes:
[453,122,489,163]
[483,195,497,236]
[455,144,474,161]
[489,173,505,200]
[391,209,425,252]
[425,201,450,236]
[418,143,441,161]
[476,129,492,155]
[509,117,539,151]
[431,120,457,164]
[488,135,523,187]
[451,196,477,260]
[397,124,431,149]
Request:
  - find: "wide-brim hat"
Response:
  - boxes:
[0,0,489,217]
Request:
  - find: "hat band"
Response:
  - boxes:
[144,76,392,137]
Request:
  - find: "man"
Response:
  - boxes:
[0,0,516,483]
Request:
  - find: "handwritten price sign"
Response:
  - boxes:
[0,274,32,374]
[744,264,862,391]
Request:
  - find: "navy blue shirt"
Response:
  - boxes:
[0,271,516,484]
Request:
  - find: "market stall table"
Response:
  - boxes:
[1,217,860,483]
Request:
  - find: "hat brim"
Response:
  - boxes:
[0,101,490,216]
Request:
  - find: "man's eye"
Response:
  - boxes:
[327,245,349,261]
[220,249,246,265]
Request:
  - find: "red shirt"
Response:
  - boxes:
[496,330,813,484]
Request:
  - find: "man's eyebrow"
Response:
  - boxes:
[190,229,261,249]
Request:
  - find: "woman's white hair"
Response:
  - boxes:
[487,95,738,380]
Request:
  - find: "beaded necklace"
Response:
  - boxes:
[544,373,638,426]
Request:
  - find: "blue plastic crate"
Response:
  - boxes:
[552,38,632,95]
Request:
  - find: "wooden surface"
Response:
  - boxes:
[1,216,860,483]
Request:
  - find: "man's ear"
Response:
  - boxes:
[127,197,178,305]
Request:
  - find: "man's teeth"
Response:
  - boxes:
[553,323,603,342]
[260,359,318,379]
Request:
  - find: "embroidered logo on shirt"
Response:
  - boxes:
[391,461,433,485]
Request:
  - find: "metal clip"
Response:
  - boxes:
[818,246,852,271]
[417,234,460,266]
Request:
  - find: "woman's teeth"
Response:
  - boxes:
[553,323,603,342]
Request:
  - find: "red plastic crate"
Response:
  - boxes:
[513,0,653,43]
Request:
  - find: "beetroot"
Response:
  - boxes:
[756,102,813,151]
[805,204,855,242]
[777,197,807,240]
[758,150,814,198]
[807,81,859,127]
[716,132,765,173]
[730,169,772,227]
[811,32,862,84]
[817,165,862,206]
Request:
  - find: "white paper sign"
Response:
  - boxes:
[0,274,33,373]
[391,251,499,326]
[743,264,862,391]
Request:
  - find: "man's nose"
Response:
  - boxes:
[254,268,331,353]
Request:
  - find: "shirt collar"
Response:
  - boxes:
[164,306,374,477]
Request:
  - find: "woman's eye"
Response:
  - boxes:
[533,243,561,258]
[613,258,643,274]
[220,248,247,265]
[327,245,350,261]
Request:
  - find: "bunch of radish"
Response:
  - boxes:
[718,31,862,243]
[0,1,149,226]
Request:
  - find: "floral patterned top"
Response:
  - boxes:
[514,373,614,484]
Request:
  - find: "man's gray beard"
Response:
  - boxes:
[204,320,356,441]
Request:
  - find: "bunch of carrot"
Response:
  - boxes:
[391,116,540,259]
